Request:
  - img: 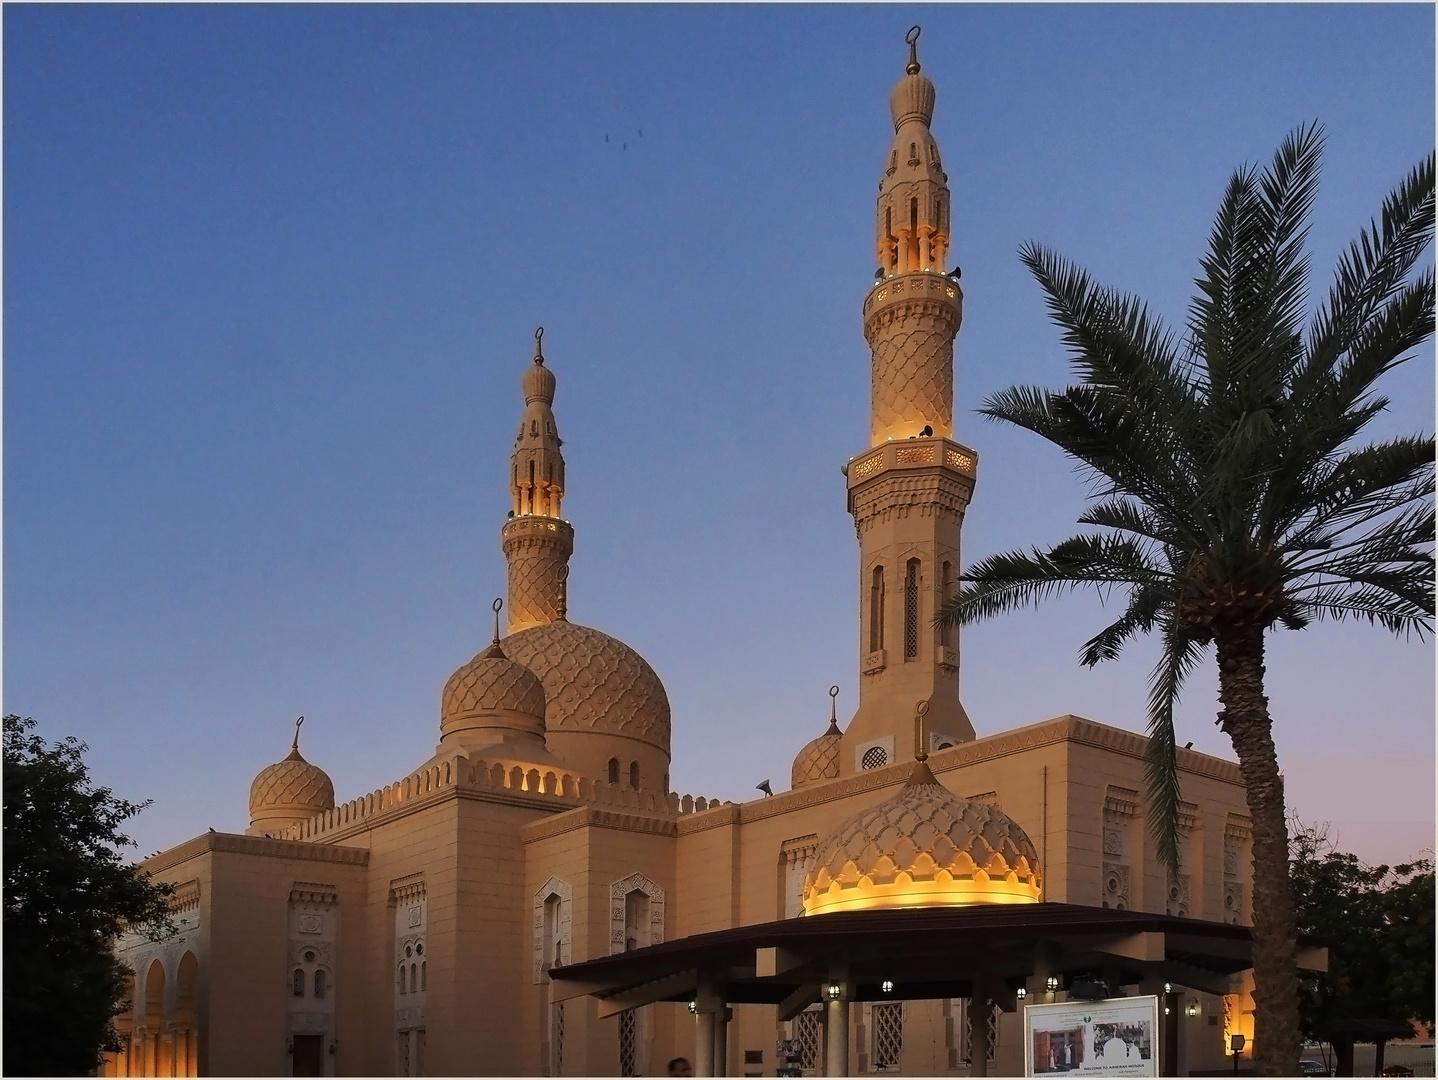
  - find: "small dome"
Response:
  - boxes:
[441,638,546,738]
[248,730,335,835]
[792,688,844,789]
[889,71,936,130]
[802,761,1041,915]
[523,357,556,405]
[503,621,670,752]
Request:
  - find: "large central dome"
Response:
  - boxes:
[503,620,671,750]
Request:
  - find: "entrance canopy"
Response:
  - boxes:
[551,902,1327,1019]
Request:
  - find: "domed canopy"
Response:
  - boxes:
[522,332,557,404]
[792,687,844,789]
[248,721,335,836]
[888,26,936,129]
[801,760,1041,915]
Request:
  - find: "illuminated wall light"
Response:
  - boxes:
[826,983,843,1000]
[688,1001,696,1014]
[1186,1002,1199,1017]
[1016,987,1026,1000]
[1163,983,1172,994]
[1045,976,1060,991]
[881,980,894,994]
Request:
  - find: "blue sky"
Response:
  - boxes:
[6,4,1433,865]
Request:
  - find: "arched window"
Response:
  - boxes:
[410,963,418,994]
[608,758,620,785]
[293,969,305,997]
[628,761,640,790]
[421,961,427,991]
[869,566,885,652]
[399,965,407,994]
[314,970,327,999]
[904,559,920,659]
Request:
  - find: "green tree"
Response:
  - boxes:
[3,714,174,1076]
[936,127,1434,1075]
[1290,821,1434,1041]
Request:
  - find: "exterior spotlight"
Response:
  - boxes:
[881,980,894,994]
[1164,1006,1172,1015]
[1016,987,1026,1000]
[688,1000,696,1014]
[1163,982,1172,994]
[1045,976,1060,991]
[826,983,842,1000]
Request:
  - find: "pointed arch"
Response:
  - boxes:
[610,873,665,955]
[533,876,573,983]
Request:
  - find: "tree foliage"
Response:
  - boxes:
[1290,821,1436,1040]
[936,126,1434,1075]
[3,714,174,1076]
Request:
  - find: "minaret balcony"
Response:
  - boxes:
[501,514,574,544]
[864,269,961,322]
[844,435,977,489]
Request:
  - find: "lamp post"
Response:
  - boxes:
[1230,1033,1245,1077]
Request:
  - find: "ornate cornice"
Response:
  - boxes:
[676,802,742,836]
[520,804,679,845]
[168,879,202,913]
[138,832,370,875]
[290,881,340,907]
[389,873,426,905]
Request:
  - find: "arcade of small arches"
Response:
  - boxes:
[104,951,200,1077]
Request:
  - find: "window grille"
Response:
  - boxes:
[873,1002,903,1069]
[314,970,326,999]
[796,1008,822,1070]
[957,1000,999,1063]
[861,746,888,771]
[870,567,885,652]
[293,969,305,997]
[903,561,919,659]
[619,1009,638,1076]
[554,1001,564,1074]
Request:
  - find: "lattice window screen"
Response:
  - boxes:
[861,746,888,770]
[957,1000,999,1063]
[903,561,919,658]
[797,1008,822,1071]
[619,1009,637,1076]
[553,1001,564,1075]
[873,1002,903,1069]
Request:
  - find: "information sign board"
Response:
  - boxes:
[1023,994,1161,1077]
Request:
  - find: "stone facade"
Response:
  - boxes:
[103,33,1256,1079]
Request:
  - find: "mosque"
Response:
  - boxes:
[105,31,1274,1079]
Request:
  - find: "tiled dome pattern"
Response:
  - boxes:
[791,726,843,789]
[503,621,671,752]
[249,753,335,818]
[441,647,546,728]
[802,779,1041,912]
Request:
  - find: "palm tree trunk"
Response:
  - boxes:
[1215,624,1300,1076]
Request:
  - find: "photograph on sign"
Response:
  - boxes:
[1023,994,1160,1077]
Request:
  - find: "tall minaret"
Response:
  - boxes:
[501,328,574,633]
[840,28,979,774]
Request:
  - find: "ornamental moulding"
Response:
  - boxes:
[290,881,340,907]
[139,831,371,874]
[520,804,679,845]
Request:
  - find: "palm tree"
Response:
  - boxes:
[936,126,1433,1076]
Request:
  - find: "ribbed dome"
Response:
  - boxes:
[889,71,935,130]
[441,638,547,738]
[522,357,556,404]
[249,742,335,835]
[802,763,1041,915]
[503,621,670,752]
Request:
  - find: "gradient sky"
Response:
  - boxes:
[6,4,1434,866]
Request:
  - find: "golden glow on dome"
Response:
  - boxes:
[801,767,1042,915]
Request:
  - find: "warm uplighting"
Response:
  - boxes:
[801,873,1042,916]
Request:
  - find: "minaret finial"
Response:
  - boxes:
[914,699,930,762]
[827,685,841,731]
[556,564,570,622]
[287,715,305,760]
[905,25,921,75]
[534,326,545,365]
[492,597,504,642]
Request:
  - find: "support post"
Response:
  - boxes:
[695,1011,715,1077]
[969,993,990,1079]
[825,996,849,1077]
[695,974,728,1077]
[713,1007,732,1076]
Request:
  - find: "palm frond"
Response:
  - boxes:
[1144,617,1209,874]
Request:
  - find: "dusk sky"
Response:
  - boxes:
[6,4,1433,866]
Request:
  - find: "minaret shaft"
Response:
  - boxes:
[503,330,573,633]
[841,31,977,775]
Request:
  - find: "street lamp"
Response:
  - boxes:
[1230,1033,1246,1077]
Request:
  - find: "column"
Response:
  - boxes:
[969,996,989,1079]
[713,1007,732,1077]
[694,1011,715,1077]
[824,994,849,1077]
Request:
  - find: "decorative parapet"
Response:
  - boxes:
[169,879,202,913]
[274,755,687,847]
[1224,814,1253,842]
[1177,801,1200,831]
[290,882,339,907]
[1104,786,1141,818]
[389,873,426,906]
